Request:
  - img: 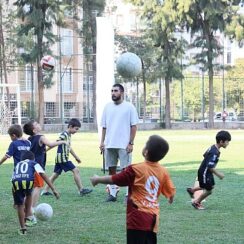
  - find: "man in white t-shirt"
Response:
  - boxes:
[100,83,139,202]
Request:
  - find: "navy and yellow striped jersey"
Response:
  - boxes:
[55,131,71,163]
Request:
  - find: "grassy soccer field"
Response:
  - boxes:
[0,130,244,244]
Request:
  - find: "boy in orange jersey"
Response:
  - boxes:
[91,135,175,244]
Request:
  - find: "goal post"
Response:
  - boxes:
[0,83,21,134]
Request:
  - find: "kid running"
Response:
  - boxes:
[11,151,59,235]
[42,118,92,196]
[187,130,231,210]
[91,135,176,244]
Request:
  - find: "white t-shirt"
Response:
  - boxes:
[101,101,139,149]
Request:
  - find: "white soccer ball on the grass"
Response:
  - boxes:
[106,184,120,197]
[116,52,142,78]
[35,203,53,221]
[40,55,55,71]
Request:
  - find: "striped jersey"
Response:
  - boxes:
[55,131,71,163]
[112,161,176,233]
[12,159,44,182]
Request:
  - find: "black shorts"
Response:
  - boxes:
[127,229,157,244]
[198,171,215,191]
[54,161,76,175]
[12,180,33,205]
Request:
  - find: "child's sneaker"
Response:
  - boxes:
[25,217,37,227]
[80,188,93,196]
[186,188,194,198]
[41,191,53,196]
[106,194,117,202]
[18,228,27,235]
[191,201,205,210]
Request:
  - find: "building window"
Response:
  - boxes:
[19,65,33,92]
[64,102,77,117]
[45,102,58,117]
[62,67,73,92]
[60,28,73,56]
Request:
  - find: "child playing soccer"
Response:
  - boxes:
[42,118,92,196]
[91,135,176,244]
[0,124,31,166]
[23,120,67,222]
[11,151,59,235]
[186,130,231,210]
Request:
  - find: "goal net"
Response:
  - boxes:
[0,84,21,134]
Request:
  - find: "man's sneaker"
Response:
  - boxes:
[41,191,53,196]
[18,228,27,235]
[191,202,205,210]
[106,194,117,202]
[25,217,37,227]
[80,188,93,196]
[186,188,194,198]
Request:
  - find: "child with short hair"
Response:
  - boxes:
[91,135,176,244]
[0,124,31,166]
[11,151,59,235]
[42,118,92,196]
[187,130,231,210]
[23,120,67,220]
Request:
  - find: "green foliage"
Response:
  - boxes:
[225,58,244,111]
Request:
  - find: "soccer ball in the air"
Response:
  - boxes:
[35,203,53,221]
[40,55,55,71]
[116,52,142,78]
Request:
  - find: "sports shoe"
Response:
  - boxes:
[18,228,27,235]
[106,194,117,202]
[80,188,93,196]
[25,217,37,227]
[41,191,53,196]
[186,188,194,198]
[191,202,205,210]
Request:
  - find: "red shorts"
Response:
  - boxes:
[34,172,44,188]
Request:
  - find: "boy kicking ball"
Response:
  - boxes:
[11,151,59,235]
[187,130,231,210]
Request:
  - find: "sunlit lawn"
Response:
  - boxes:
[0,129,243,243]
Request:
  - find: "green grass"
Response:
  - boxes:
[0,130,244,243]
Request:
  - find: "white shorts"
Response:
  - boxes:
[105,148,132,169]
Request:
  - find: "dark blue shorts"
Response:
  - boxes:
[198,171,215,191]
[12,180,33,205]
[54,161,76,175]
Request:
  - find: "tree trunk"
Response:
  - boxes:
[36,34,44,126]
[165,77,171,128]
[0,4,10,107]
[208,65,214,128]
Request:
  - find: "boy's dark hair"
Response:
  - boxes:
[216,130,231,143]
[23,120,35,136]
[145,135,169,162]
[113,83,124,92]
[21,151,35,161]
[8,124,23,138]
[68,118,81,128]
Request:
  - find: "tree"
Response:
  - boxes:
[81,0,106,126]
[225,58,244,112]
[126,0,186,128]
[115,34,160,122]
[178,0,244,128]
[14,0,66,126]
[0,1,19,105]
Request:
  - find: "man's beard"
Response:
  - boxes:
[112,95,121,101]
